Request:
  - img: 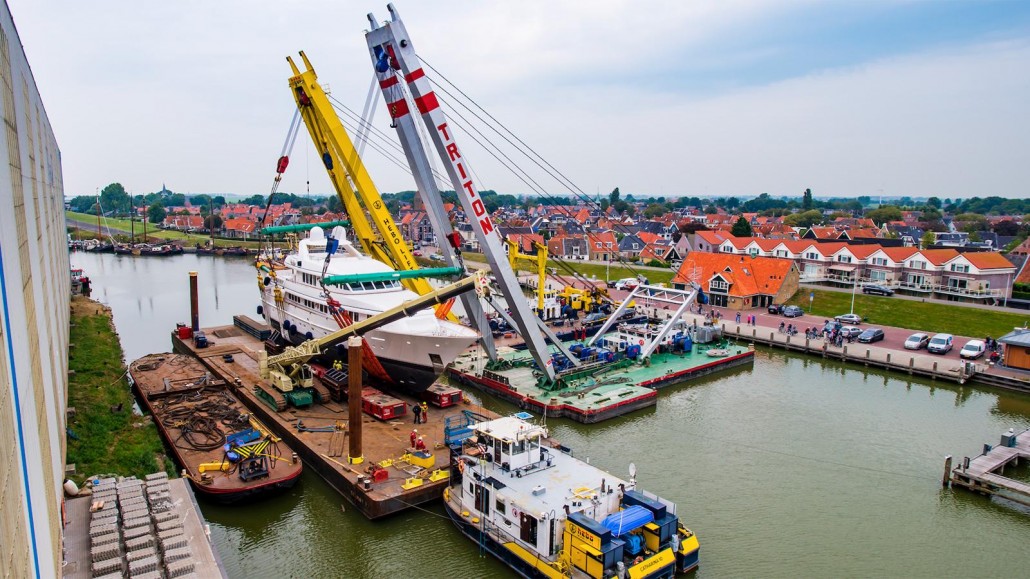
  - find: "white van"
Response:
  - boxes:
[928,333,954,354]
[959,339,986,359]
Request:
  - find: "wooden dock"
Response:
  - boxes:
[170,324,497,519]
[948,428,1030,507]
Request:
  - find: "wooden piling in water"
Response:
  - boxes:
[942,455,952,487]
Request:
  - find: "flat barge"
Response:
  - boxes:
[449,336,754,423]
[128,353,303,503]
[171,323,499,519]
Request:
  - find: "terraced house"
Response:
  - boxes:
[693,234,1016,303]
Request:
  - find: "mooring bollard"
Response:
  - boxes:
[865,350,870,366]
[909,357,915,375]
[942,455,952,487]
[886,353,891,365]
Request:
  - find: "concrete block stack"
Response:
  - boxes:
[84,472,200,578]
[88,478,123,578]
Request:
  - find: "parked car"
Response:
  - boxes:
[835,313,862,325]
[862,284,895,296]
[840,326,862,339]
[768,304,784,315]
[904,333,930,350]
[927,333,954,354]
[959,339,986,359]
[614,278,639,291]
[412,249,423,256]
[857,328,885,343]
[429,253,444,261]
[782,305,804,318]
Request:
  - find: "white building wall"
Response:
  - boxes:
[0,2,68,578]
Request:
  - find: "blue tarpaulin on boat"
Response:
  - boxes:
[601,506,654,537]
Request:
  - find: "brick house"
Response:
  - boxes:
[671,252,799,310]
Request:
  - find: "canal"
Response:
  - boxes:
[73,251,1030,577]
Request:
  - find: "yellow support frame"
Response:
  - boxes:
[286,52,433,297]
[505,238,548,312]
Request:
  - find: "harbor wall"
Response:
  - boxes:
[0,2,68,578]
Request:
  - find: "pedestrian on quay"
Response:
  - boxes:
[736,312,741,324]
[421,401,429,423]
[412,403,423,424]
[410,429,418,448]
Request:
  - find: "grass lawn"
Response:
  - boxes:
[784,289,1030,339]
[67,211,261,248]
[460,251,676,285]
[66,297,171,482]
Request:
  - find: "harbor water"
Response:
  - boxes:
[74,252,1030,577]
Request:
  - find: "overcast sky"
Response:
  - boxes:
[11,0,1030,200]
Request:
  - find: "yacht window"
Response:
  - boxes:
[345,284,355,291]
[495,498,506,515]
[374,281,386,290]
[362,282,374,291]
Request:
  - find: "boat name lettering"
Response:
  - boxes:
[628,549,675,579]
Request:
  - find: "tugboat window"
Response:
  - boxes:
[520,513,538,544]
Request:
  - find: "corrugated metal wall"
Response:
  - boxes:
[0,2,68,577]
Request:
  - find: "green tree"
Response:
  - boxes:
[703,205,719,214]
[725,196,741,210]
[643,203,666,218]
[926,196,941,209]
[955,213,989,233]
[100,183,131,215]
[802,188,813,211]
[731,216,753,237]
[783,209,823,228]
[189,194,211,207]
[609,187,620,206]
[242,194,266,206]
[147,203,166,224]
[204,214,223,231]
[600,199,610,212]
[920,231,936,249]
[212,195,226,207]
[865,205,903,226]
[326,195,343,213]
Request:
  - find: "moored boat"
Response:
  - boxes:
[128,353,303,503]
[255,225,479,391]
[445,414,699,577]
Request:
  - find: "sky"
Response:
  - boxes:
[10,0,1030,200]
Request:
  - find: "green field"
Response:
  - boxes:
[66,210,261,248]
[784,289,1030,339]
[66,297,171,481]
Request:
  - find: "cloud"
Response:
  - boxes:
[8,0,1029,199]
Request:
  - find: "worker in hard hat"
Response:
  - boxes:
[332,359,343,371]
[415,436,427,452]
[410,429,418,448]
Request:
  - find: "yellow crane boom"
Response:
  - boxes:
[286,51,431,297]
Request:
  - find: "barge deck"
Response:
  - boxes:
[128,353,303,503]
[449,339,754,423]
[171,323,497,519]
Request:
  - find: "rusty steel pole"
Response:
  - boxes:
[347,336,363,464]
[189,271,200,331]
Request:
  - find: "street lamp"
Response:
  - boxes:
[850,274,857,314]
